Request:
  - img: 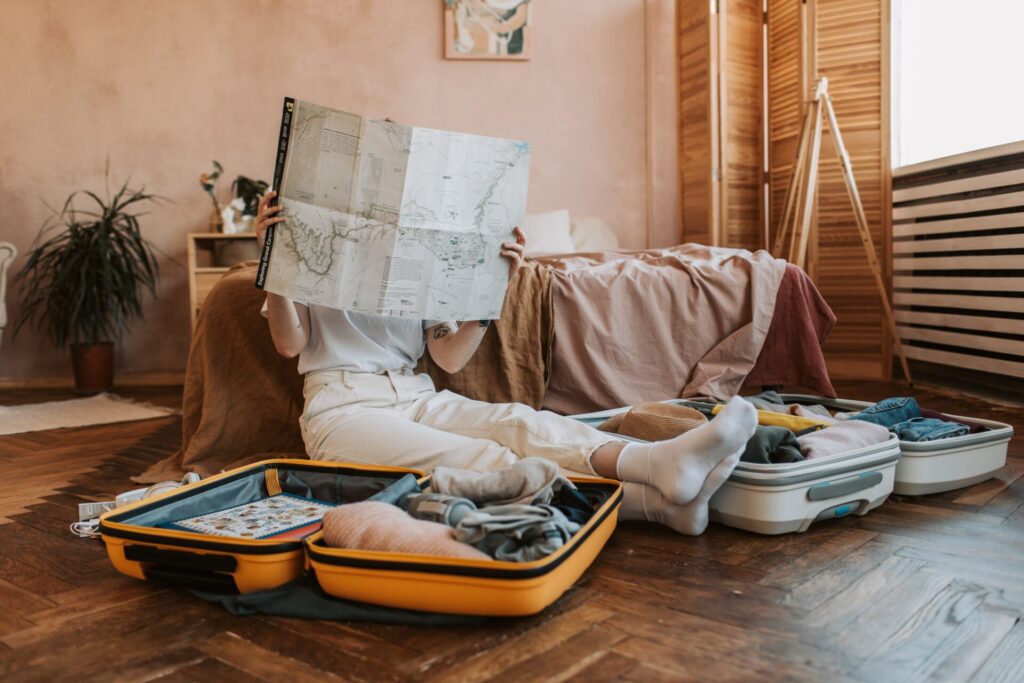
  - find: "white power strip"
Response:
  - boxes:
[78,500,117,522]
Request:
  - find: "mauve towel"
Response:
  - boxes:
[543,245,787,414]
[743,264,837,398]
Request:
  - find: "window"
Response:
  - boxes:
[892,0,1024,167]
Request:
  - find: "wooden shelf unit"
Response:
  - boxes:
[187,232,259,332]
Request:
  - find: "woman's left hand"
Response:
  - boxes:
[501,226,527,281]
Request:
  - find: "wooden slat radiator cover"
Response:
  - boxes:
[892,140,1024,379]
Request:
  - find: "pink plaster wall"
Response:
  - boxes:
[0,0,678,382]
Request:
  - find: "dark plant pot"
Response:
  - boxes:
[71,342,114,395]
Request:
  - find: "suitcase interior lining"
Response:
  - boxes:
[112,464,616,537]
[114,464,411,530]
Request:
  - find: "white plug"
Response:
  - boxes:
[115,487,149,508]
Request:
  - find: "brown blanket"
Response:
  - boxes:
[136,261,553,483]
[541,245,787,414]
[419,261,553,407]
[136,263,306,482]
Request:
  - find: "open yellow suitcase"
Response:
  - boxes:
[99,458,621,616]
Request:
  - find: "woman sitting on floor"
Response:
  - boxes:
[255,192,757,535]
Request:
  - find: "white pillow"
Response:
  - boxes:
[521,209,576,254]
[570,217,619,252]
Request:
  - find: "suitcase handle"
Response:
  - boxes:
[144,565,239,593]
[807,471,883,501]
[124,544,238,573]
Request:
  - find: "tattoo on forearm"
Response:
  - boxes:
[478,320,491,328]
[433,326,451,340]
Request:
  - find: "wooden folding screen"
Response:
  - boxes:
[801,0,891,380]
[679,0,764,251]
[681,0,891,380]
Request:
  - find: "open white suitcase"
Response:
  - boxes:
[572,401,902,535]
[779,394,1014,496]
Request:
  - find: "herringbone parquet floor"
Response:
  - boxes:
[1,382,1022,682]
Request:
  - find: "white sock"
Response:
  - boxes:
[619,452,739,536]
[615,396,756,505]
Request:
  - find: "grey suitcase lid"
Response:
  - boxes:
[778,394,1014,453]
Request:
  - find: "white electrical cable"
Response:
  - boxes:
[70,472,203,540]
[70,520,101,539]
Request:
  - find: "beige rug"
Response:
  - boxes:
[0,393,178,436]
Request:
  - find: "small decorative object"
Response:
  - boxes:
[444,0,531,60]
[221,174,269,235]
[14,171,160,394]
[199,160,224,231]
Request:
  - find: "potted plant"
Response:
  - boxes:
[14,176,160,394]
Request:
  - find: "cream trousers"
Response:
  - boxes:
[300,370,612,476]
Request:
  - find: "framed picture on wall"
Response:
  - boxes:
[444,0,531,61]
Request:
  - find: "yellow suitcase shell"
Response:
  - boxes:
[99,458,621,615]
[306,476,622,616]
[99,459,423,594]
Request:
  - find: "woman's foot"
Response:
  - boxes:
[615,397,756,505]
[620,452,740,535]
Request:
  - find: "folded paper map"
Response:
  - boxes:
[256,98,532,320]
[171,494,335,540]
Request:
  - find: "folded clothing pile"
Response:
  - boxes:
[843,396,984,439]
[322,458,596,562]
[598,391,983,466]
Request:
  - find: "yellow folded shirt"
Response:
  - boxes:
[710,404,830,432]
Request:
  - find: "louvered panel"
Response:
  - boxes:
[894,292,1024,314]
[903,345,1024,379]
[893,233,1024,254]
[813,0,888,378]
[767,0,801,140]
[679,0,712,245]
[895,254,1024,271]
[766,0,802,235]
[722,0,764,250]
[893,211,1024,238]
[892,141,1024,380]
[679,0,763,250]
[893,168,1024,203]
[894,275,1024,292]
[895,310,1024,336]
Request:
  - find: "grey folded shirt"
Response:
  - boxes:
[454,504,580,562]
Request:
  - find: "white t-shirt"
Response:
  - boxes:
[262,300,444,374]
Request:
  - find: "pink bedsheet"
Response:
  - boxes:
[541,245,790,414]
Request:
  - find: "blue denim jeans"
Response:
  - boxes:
[850,397,921,427]
[889,417,970,442]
